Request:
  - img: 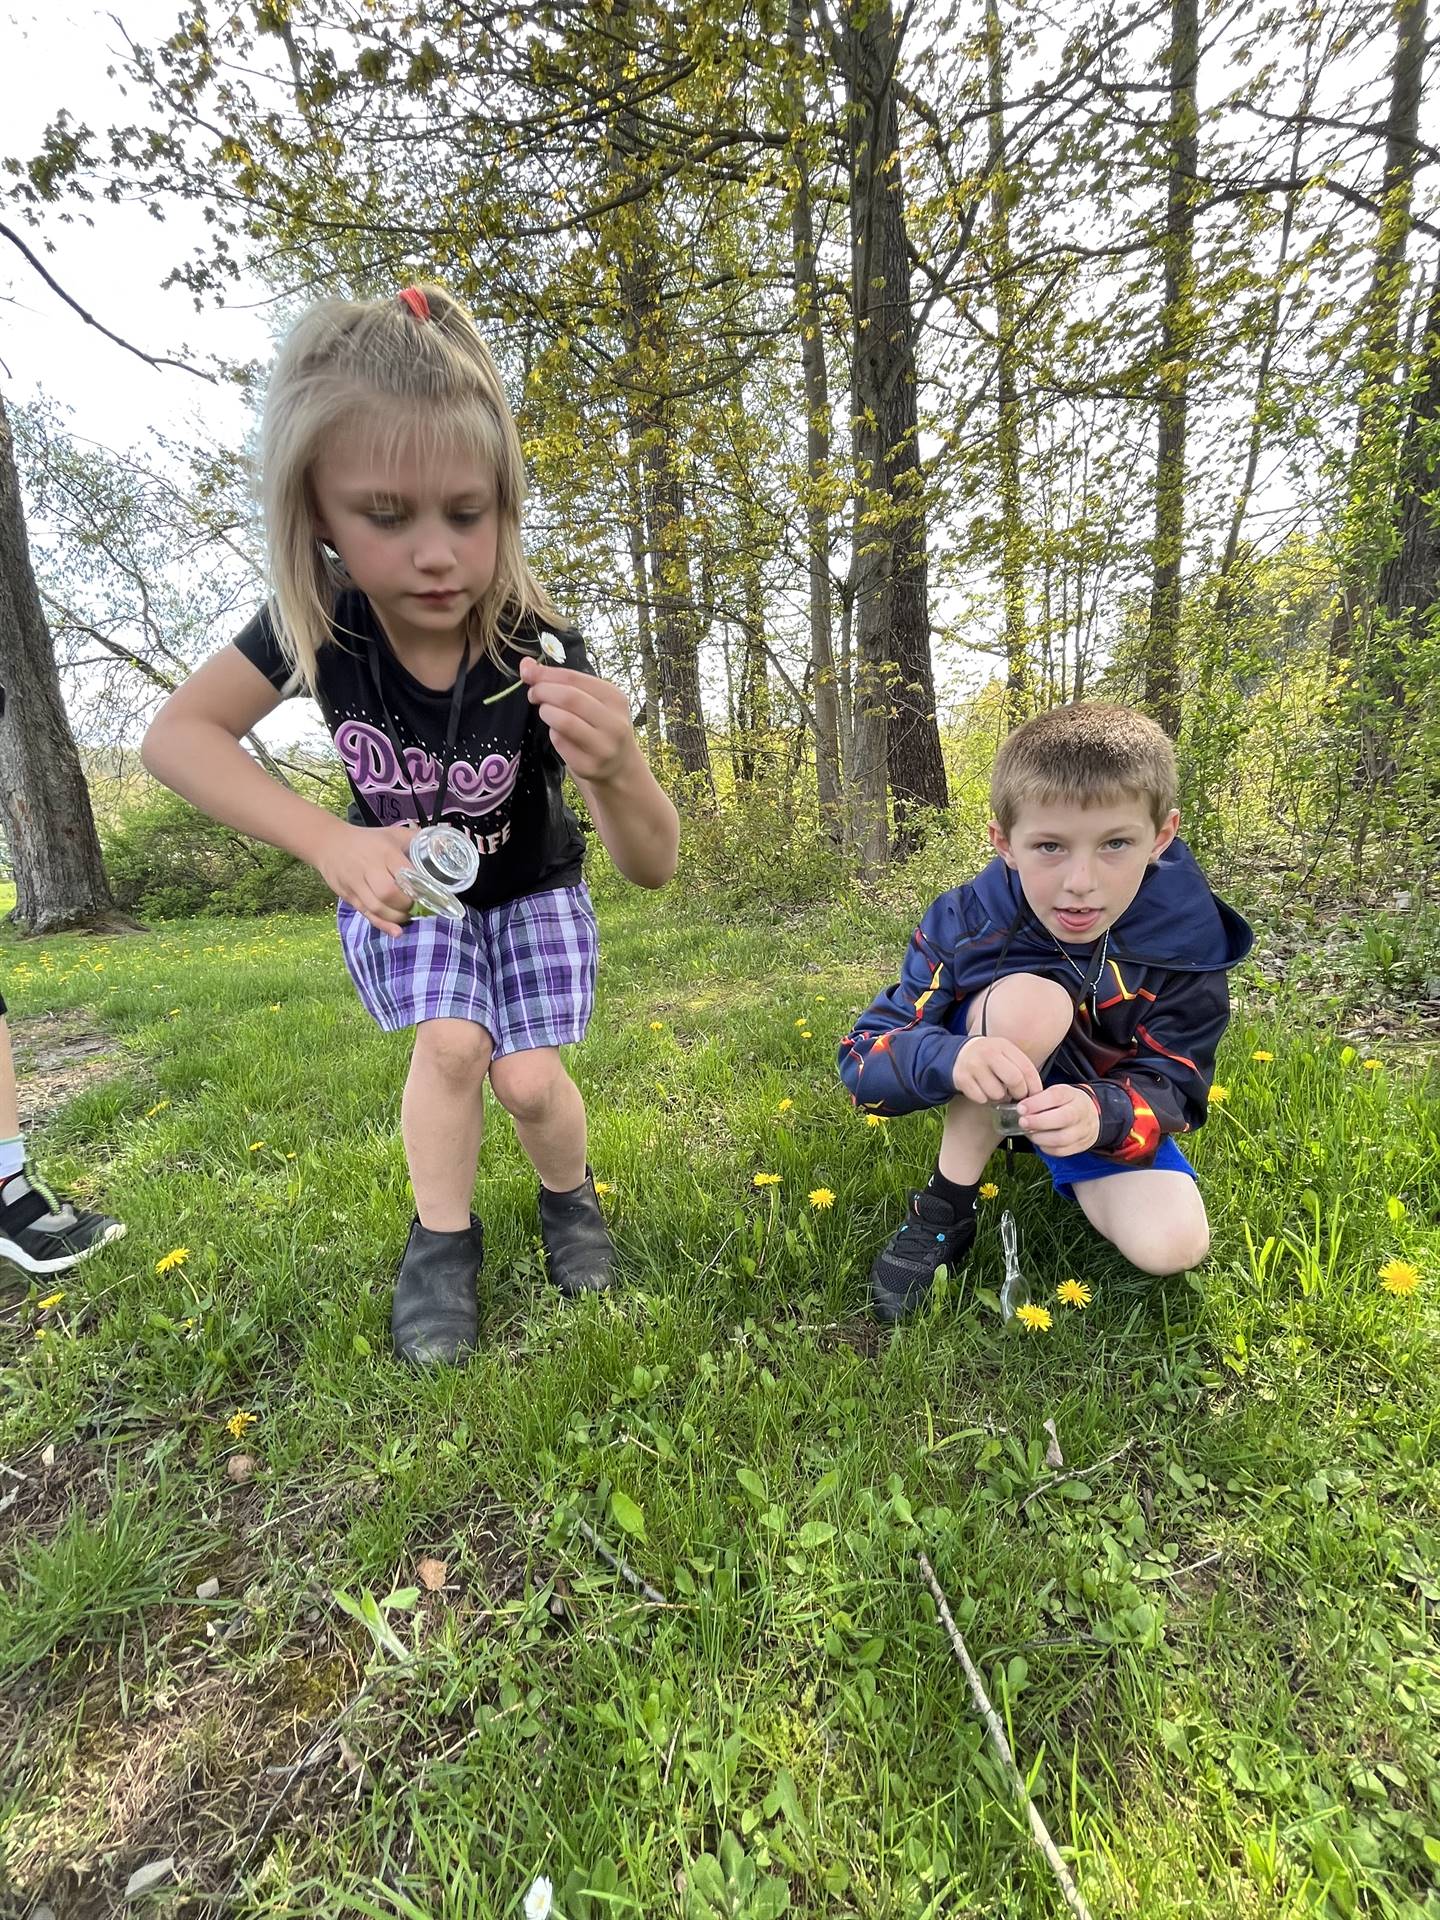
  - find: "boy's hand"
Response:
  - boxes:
[1017,1083,1101,1155]
[520,657,639,786]
[313,820,417,938]
[952,1035,1043,1104]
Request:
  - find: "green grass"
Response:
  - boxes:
[0,892,1437,1918]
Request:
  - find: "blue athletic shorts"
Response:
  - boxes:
[1035,1134,1196,1201]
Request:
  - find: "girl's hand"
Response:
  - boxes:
[1016,1083,1101,1156]
[520,657,639,785]
[314,820,418,937]
[953,1035,1044,1104]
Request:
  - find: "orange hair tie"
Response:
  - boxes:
[397,286,431,322]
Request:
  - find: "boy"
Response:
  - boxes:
[838,703,1252,1323]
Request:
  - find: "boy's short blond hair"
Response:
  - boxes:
[990,703,1178,832]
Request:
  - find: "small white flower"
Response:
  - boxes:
[540,634,566,664]
[524,1876,553,1920]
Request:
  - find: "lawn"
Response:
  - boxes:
[0,889,1436,1919]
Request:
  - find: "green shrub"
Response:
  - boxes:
[101,784,342,920]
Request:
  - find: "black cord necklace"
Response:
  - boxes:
[363,630,471,828]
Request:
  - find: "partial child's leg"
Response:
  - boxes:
[1073,1167,1211,1273]
[489,1047,610,1296]
[487,1047,586,1192]
[0,1008,126,1273]
[391,1017,492,1367]
[402,1018,493,1232]
[870,972,1073,1323]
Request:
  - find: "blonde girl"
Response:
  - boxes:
[144,284,678,1365]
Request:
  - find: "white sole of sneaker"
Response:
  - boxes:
[0,1220,127,1274]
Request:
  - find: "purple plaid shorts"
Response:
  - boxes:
[337,883,597,1056]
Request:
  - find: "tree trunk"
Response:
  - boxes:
[0,392,125,934]
[785,0,844,840]
[843,0,947,863]
[624,449,663,761]
[1366,255,1440,778]
[1328,0,1428,671]
[1144,0,1200,741]
[986,0,1030,727]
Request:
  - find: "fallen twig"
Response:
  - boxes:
[1020,1439,1133,1514]
[573,1517,668,1606]
[917,1552,1097,1920]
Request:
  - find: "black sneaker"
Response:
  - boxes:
[869,1189,976,1325]
[0,1168,126,1275]
[538,1170,614,1297]
[390,1214,484,1367]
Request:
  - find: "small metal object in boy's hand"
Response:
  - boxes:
[397,824,480,922]
[994,1101,1026,1138]
[998,1209,1032,1323]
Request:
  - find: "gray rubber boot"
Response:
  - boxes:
[390,1214,484,1367]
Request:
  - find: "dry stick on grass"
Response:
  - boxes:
[1019,1439,1133,1515]
[917,1553,1097,1920]
[573,1518,668,1606]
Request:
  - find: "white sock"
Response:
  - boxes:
[0,1134,24,1182]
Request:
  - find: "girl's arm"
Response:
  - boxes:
[519,657,679,888]
[142,647,419,935]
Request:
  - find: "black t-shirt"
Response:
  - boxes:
[233,590,592,911]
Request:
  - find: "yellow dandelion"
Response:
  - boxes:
[794,1017,808,1028]
[1056,1279,1092,1309]
[145,1099,170,1118]
[1362,1058,1382,1071]
[1015,1303,1052,1331]
[864,1114,886,1127]
[155,1247,190,1275]
[36,1291,65,1312]
[814,995,827,1003]
[33,1328,48,1342]
[808,1188,836,1210]
[269,1003,283,1012]
[593,1180,613,1196]
[1379,1258,1421,1297]
[1208,1084,1229,1104]
[1250,1050,1273,1063]
[777,1098,794,1113]
[753,1172,782,1188]
[649,1020,664,1031]
[800,1030,813,1039]
[226,1409,257,1439]
[167,1008,182,1018]
[248,1141,266,1153]
[979,1182,1000,1200]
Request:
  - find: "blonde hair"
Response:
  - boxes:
[990,702,1178,832]
[259,283,558,690]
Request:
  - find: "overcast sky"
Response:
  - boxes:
[1,2,272,451]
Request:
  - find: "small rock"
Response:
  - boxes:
[226,1453,256,1484]
[125,1857,176,1899]
[195,1577,220,1601]
[416,1555,448,1592]
[40,1443,55,1470]
[548,1592,568,1620]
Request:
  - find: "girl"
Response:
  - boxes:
[143,284,679,1367]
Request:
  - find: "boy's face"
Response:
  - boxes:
[989,796,1180,943]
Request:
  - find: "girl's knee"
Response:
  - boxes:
[412,1019,493,1085]
[489,1048,569,1122]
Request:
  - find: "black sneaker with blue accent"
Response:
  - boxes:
[869,1189,977,1325]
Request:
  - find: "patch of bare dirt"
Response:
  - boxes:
[8,1014,123,1131]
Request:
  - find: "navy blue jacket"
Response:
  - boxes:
[838,841,1253,1165]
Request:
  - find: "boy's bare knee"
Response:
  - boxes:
[413,1019,493,1086]
[967,972,1073,1061]
[1127,1218,1211,1274]
[489,1049,567,1124]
